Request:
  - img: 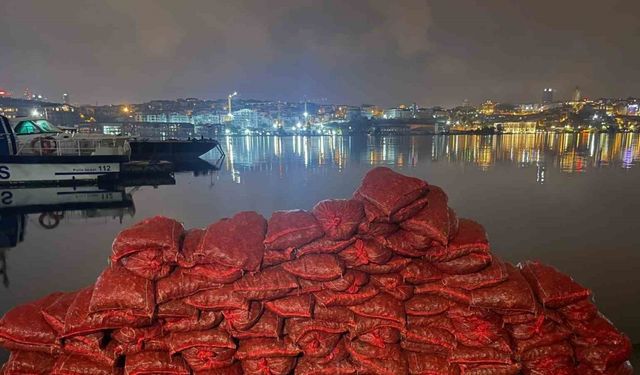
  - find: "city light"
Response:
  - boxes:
[296,122,302,129]
[31,109,40,117]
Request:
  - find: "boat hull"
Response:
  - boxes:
[129,140,218,161]
[0,158,122,185]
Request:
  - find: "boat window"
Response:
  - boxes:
[34,120,62,133]
[14,121,41,135]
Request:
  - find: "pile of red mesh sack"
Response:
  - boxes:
[0,167,633,374]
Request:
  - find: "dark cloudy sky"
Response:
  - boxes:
[1,0,638,107]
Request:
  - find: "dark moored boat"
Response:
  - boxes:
[129,139,223,161]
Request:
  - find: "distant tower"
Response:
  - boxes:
[63,93,70,104]
[573,86,582,102]
[23,88,32,100]
[542,88,554,104]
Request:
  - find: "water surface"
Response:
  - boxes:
[1,133,639,358]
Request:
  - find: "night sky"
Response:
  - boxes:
[1,0,638,107]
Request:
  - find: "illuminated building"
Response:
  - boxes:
[542,88,554,104]
[480,100,496,115]
[0,88,10,98]
[383,107,412,119]
[232,108,258,128]
[495,121,538,133]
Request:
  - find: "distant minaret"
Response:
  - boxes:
[573,86,582,102]
[63,93,70,104]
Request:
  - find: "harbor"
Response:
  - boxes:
[0,116,224,186]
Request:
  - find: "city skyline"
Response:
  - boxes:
[1,0,639,107]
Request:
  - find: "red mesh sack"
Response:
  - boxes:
[235,337,301,360]
[520,341,573,362]
[406,352,458,375]
[414,283,471,304]
[314,283,379,306]
[111,216,183,279]
[0,292,63,353]
[349,315,404,338]
[403,325,457,350]
[181,263,243,284]
[448,207,459,239]
[41,291,78,334]
[434,252,492,275]
[313,305,355,324]
[265,294,314,318]
[405,294,452,316]
[163,310,222,332]
[296,355,358,375]
[226,311,283,340]
[286,318,350,343]
[378,229,431,257]
[346,340,408,375]
[339,238,393,267]
[63,332,115,367]
[458,363,521,375]
[89,265,154,317]
[157,299,198,319]
[312,199,364,240]
[264,209,324,250]
[156,267,222,304]
[358,326,401,348]
[443,257,508,290]
[558,299,598,322]
[167,328,234,355]
[263,247,295,267]
[124,351,190,375]
[370,273,414,301]
[522,356,576,375]
[357,220,399,237]
[400,340,452,355]
[296,237,355,257]
[3,351,57,374]
[323,270,369,292]
[354,166,428,218]
[575,343,632,373]
[63,286,152,338]
[401,259,445,285]
[407,313,455,334]
[181,347,235,371]
[112,216,183,262]
[513,320,572,356]
[176,228,205,268]
[195,362,243,375]
[567,313,629,347]
[426,218,489,262]
[520,261,591,308]
[232,267,299,300]
[119,249,171,281]
[470,264,536,313]
[197,211,267,271]
[240,357,296,375]
[112,325,163,353]
[184,285,248,311]
[400,186,451,245]
[450,345,514,365]
[575,361,634,375]
[448,307,506,349]
[348,292,405,324]
[51,354,115,375]
[297,330,343,357]
[222,301,264,331]
[356,256,411,274]
[390,193,429,223]
[282,254,344,281]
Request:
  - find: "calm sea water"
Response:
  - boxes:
[0,133,639,360]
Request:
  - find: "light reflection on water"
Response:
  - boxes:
[210,133,640,182]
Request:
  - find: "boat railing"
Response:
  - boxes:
[16,136,131,157]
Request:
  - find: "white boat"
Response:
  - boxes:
[0,116,130,185]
